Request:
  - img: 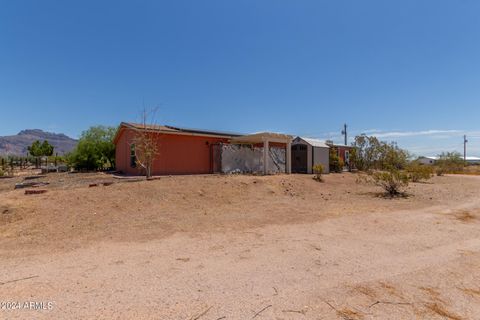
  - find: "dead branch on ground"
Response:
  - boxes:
[252,304,272,318]
[190,305,212,320]
[0,275,39,285]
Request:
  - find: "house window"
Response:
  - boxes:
[130,144,137,168]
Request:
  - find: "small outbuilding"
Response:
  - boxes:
[291,137,330,174]
[418,156,437,165]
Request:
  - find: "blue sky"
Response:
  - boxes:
[1,0,479,156]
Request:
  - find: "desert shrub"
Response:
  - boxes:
[352,135,409,171]
[435,166,445,176]
[329,148,344,173]
[338,157,344,171]
[435,152,464,175]
[371,169,409,197]
[312,164,324,182]
[349,147,358,170]
[0,168,3,177]
[462,165,480,175]
[406,162,434,182]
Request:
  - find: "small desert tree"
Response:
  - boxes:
[130,108,160,179]
[329,147,344,173]
[28,140,54,168]
[352,135,409,171]
[352,135,382,171]
[41,140,54,157]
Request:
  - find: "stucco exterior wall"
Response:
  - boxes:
[336,146,354,167]
[115,128,230,175]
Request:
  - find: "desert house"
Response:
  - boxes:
[418,155,480,165]
[466,156,480,164]
[326,141,355,169]
[114,122,292,175]
[418,156,437,165]
[291,137,330,174]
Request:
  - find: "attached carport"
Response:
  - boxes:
[230,132,292,174]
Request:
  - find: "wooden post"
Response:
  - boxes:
[263,139,269,175]
[286,141,292,174]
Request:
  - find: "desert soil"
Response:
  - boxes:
[0,172,480,319]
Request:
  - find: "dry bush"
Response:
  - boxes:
[406,163,434,182]
[460,165,480,176]
[357,169,410,197]
[312,164,324,182]
[371,170,409,197]
[436,152,464,176]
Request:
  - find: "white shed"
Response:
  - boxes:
[418,156,437,165]
[291,137,330,174]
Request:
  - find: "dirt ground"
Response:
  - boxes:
[0,172,480,319]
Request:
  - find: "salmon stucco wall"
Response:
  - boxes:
[115,128,230,175]
[336,146,354,166]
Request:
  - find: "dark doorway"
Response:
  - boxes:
[292,144,308,173]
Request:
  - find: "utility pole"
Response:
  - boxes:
[341,123,347,145]
[464,135,468,165]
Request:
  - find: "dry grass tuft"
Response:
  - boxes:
[353,285,377,298]
[424,303,464,320]
[420,286,445,303]
[337,308,364,320]
[455,210,476,222]
[378,281,405,299]
[459,287,480,297]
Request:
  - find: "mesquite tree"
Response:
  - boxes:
[28,140,54,168]
[130,108,160,179]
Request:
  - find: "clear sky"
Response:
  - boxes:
[1,0,479,156]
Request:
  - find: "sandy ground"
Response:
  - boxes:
[0,172,480,319]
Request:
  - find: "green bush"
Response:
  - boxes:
[67,126,116,171]
[312,164,324,182]
[406,162,434,182]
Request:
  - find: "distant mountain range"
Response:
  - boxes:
[0,129,78,156]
